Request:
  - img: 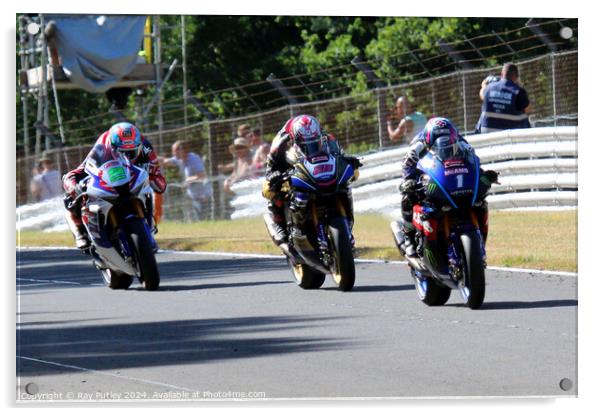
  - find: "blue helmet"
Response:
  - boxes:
[108,122,142,159]
[423,117,459,147]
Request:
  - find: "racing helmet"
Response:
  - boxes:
[291,115,327,158]
[109,122,142,160]
[423,117,459,148]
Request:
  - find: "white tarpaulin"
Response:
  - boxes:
[46,15,146,93]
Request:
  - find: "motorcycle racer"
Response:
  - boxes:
[399,117,498,257]
[62,121,166,250]
[262,114,361,249]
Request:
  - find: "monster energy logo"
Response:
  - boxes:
[427,183,437,194]
[424,248,438,269]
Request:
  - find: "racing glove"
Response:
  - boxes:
[481,170,500,187]
[399,178,418,194]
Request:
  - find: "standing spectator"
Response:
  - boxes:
[248,127,270,171]
[387,95,427,143]
[30,152,63,202]
[218,123,252,175]
[223,137,256,194]
[475,63,532,133]
[162,140,212,220]
[237,123,251,139]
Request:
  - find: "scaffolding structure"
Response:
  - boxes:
[17,14,190,201]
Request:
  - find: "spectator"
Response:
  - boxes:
[162,140,212,220]
[30,152,63,202]
[475,63,532,134]
[218,123,252,175]
[237,123,251,138]
[387,95,427,143]
[248,127,270,171]
[223,137,255,194]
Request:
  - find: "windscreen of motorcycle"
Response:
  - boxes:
[418,143,480,208]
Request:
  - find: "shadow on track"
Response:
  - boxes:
[16,250,289,291]
[18,315,357,376]
[347,284,414,293]
[478,299,577,310]
[157,280,290,292]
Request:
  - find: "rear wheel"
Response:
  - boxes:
[290,259,326,289]
[328,217,355,292]
[101,268,134,290]
[412,269,451,306]
[458,231,486,309]
[124,218,160,291]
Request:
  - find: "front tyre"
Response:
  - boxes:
[124,217,160,291]
[328,216,356,292]
[459,231,486,309]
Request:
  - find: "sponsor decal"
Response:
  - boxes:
[444,167,469,176]
[313,163,334,175]
[444,159,464,168]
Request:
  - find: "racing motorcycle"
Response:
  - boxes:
[69,154,160,290]
[264,147,359,292]
[390,139,489,309]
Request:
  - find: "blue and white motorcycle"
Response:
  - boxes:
[73,154,160,290]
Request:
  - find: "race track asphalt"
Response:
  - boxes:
[15,248,577,401]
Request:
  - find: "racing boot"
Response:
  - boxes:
[74,224,91,251]
[400,219,418,258]
[263,210,289,251]
[65,211,91,251]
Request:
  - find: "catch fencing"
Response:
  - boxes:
[16,51,578,220]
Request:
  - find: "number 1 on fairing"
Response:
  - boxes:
[456,174,464,188]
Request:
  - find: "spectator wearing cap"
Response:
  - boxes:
[161,140,212,221]
[30,152,63,202]
[475,63,532,134]
[223,137,256,194]
[387,95,427,143]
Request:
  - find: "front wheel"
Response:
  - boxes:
[328,217,355,292]
[123,217,160,291]
[458,231,486,309]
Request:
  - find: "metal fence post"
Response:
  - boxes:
[375,88,386,149]
[462,72,468,133]
[551,53,557,127]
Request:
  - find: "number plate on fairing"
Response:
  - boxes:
[303,155,336,180]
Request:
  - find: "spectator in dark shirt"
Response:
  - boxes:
[475,63,532,134]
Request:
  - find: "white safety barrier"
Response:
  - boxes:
[229,126,578,218]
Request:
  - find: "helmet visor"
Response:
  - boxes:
[431,136,461,161]
[298,138,323,158]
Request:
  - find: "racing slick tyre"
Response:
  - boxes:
[124,217,160,291]
[328,216,356,292]
[412,269,451,306]
[101,268,134,290]
[459,231,486,309]
[290,259,326,289]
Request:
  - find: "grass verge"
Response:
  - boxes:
[17,211,577,272]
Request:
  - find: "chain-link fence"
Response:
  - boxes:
[16,50,578,221]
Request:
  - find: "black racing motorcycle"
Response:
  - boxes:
[264,148,359,291]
